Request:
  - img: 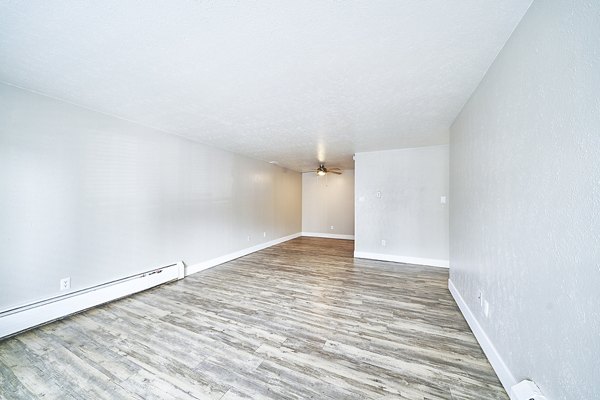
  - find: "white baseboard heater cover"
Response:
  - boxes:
[511,380,547,400]
[0,261,184,339]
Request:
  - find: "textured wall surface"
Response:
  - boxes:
[0,1,532,171]
[355,146,449,263]
[449,1,600,399]
[0,83,301,312]
[302,171,355,236]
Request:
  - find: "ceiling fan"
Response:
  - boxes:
[311,164,342,176]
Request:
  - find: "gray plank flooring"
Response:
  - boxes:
[0,237,508,399]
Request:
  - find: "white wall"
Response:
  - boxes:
[0,83,301,313]
[449,1,600,399]
[302,171,354,238]
[354,146,449,267]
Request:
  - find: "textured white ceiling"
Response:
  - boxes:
[0,1,531,172]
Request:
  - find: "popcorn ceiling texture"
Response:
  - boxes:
[449,1,600,399]
[0,0,531,172]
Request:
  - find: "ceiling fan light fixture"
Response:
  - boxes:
[312,163,341,176]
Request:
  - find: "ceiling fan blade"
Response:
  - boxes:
[329,171,342,175]
[328,167,342,171]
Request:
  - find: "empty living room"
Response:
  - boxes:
[0,1,597,399]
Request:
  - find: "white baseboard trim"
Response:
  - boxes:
[0,262,184,339]
[0,231,305,339]
[353,251,449,268]
[448,278,516,396]
[185,232,302,276]
[301,232,355,240]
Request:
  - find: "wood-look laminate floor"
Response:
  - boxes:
[0,238,507,400]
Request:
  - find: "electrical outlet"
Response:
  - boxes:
[483,300,490,318]
[60,277,71,291]
[376,191,382,198]
[381,239,386,247]
[247,235,251,241]
[330,225,334,230]
[263,232,267,237]
[440,196,447,204]
[478,290,483,307]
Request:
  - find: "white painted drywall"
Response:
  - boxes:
[449,1,600,399]
[302,171,354,238]
[0,83,301,313]
[354,146,449,266]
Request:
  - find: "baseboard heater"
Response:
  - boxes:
[0,262,185,340]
